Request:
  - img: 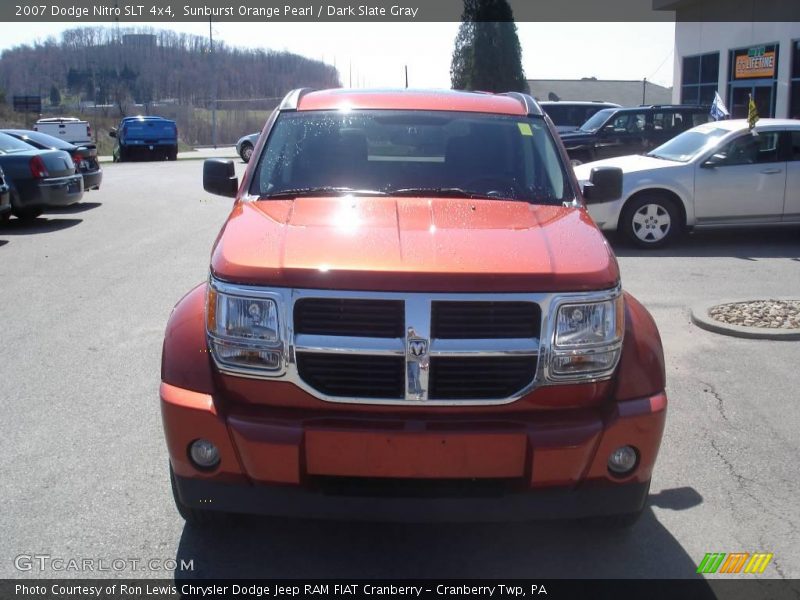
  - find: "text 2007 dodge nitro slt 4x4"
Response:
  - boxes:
[161,88,667,526]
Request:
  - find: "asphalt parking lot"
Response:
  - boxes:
[1,159,799,582]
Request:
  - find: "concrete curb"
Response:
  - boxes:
[691,299,800,341]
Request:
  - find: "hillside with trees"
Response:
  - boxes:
[0,26,341,147]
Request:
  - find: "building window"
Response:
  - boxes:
[727,43,779,118]
[790,40,800,119]
[681,52,719,105]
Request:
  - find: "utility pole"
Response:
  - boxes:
[349,60,352,88]
[210,17,217,148]
[405,65,408,88]
[642,77,647,105]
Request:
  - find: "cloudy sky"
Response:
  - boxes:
[0,21,676,89]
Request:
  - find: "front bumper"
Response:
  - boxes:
[161,382,667,521]
[173,472,650,522]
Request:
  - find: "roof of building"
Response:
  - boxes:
[696,118,800,132]
[527,79,673,108]
[297,88,533,115]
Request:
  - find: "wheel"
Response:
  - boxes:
[9,191,43,221]
[118,147,128,162]
[0,212,10,224]
[169,147,178,161]
[169,465,229,526]
[240,142,253,163]
[621,193,681,248]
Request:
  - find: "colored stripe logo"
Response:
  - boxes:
[697,552,773,574]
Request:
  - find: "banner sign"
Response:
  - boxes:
[734,46,777,79]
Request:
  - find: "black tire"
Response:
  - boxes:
[10,191,43,221]
[620,193,682,249]
[170,465,229,526]
[240,143,253,163]
[0,212,10,224]
[118,147,128,162]
[169,147,178,161]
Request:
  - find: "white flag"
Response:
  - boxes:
[710,91,730,121]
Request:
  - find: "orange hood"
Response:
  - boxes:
[210,197,619,292]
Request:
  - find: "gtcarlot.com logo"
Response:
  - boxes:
[14,554,194,573]
[697,552,773,574]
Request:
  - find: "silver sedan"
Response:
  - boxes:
[574,118,800,248]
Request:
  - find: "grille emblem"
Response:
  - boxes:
[406,327,429,401]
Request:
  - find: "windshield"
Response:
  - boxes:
[647,126,730,162]
[578,108,615,132]
[0,132,36,153]
[250,110,573,204]
[543,104,609,128]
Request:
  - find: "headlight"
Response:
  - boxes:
[206,281,284,374]
[549,292,624,380]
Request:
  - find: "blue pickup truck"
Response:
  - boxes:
[110,116,178,162]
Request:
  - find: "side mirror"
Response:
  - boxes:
[583,166,623,203]
[108,128,117,138]
[203,159,238,198]
[701,153,725,168]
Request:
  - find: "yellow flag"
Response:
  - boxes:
[747,94,759,130]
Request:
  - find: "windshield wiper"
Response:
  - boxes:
[261,186,387,199]
[384,187,495,199]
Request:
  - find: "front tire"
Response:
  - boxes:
[621,193,681,248]
[170,465,229,527]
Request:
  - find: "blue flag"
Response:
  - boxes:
[710,91,730,121]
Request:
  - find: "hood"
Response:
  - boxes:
[573,154,683,181]
[211,197,619,293]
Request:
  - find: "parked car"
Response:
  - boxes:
[236,132,259,163]
[561,104,712,165]
[574,118,800,248]
[0,131,84,220]
[34,117,93,145]
[162,88,667,528]
[2,129,102,191]
[539,100,620,134]
[0,166,11,221]
[110,116,178,161]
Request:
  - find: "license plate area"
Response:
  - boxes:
[305,429,527,479]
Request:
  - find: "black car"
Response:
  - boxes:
[2,129,102,191]
[0,132,84,220]
[560,104,712,165]
[0,166,11,221]
[539,100,620,134]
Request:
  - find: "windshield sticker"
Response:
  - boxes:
[517,122,533,136]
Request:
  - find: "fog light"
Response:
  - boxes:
[608,445,638,475]
[189,439,220,469]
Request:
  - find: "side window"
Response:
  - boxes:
[714,132,781,165]
[790,131,800,161]
[692,112,711,127]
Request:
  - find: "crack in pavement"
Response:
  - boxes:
[700,380,730,424]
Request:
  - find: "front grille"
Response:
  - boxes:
[432,301,540,339]
[292,294,542,403]
[429,357,537,400]
[295,298,404,338]
[296,353,404,398]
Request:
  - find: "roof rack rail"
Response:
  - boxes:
[280,88,314,111]
[501,92,542,116]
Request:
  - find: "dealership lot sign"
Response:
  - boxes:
[734,46,776,79]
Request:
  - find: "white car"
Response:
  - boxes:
[574,118,800,248]
[235,132,259,163]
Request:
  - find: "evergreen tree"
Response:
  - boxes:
[450,0,527,93]
[49,84,61,106]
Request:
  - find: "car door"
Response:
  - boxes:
[594,111,648,159]
[783,130,800,222]
[694,130,787,223]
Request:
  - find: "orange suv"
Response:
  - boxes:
[161,88,667,526]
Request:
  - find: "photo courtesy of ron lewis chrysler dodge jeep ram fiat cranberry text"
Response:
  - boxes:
[160,88,667,528]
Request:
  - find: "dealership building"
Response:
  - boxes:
[660,0,800,118]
